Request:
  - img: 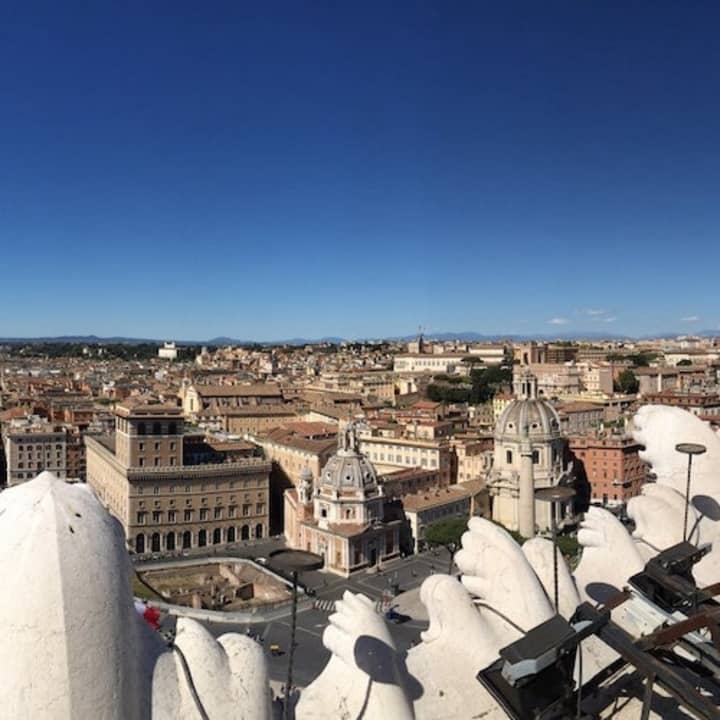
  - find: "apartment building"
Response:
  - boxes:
[402,486,471,553]
[569,432,647,506]
[85,400,271,556]
[358,427,454,487]
[181,383,284,416]
[4,417,67,486]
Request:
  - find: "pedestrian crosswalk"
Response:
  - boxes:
[313,598,385,614]
[313,599,336,613]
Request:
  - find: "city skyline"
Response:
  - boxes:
[2,3,719,338]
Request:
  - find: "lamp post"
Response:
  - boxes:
[268,549,324,720]
[675,443,707,543]
[535,485,577,612]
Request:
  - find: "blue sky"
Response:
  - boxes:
[1,2,719,340]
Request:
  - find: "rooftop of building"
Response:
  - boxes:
[380,466,438,481]
[258,427,338,454]
[191,383,283,397]
[199,405,296,417]
[556,401,605,413]
[278,421,338,438]
[457,478,487,494]
[115,399,183,418]
[401,485,471,512]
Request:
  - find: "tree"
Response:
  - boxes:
[627,352,657,367]
[614,369,639,394]
[423,517,468,573]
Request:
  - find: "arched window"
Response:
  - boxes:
[151,533,161,552]
[138,423,146,436]
[241,525,250,541]
[166,532,176,551]
[213,527,222,545]
[182,530,192,549]
[153,422,162,435]
[136,534,145,554]
[255,523,263,539]
[198,529,207,547]
[227,526,236,543]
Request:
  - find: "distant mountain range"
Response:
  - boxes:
[0,329,718,346]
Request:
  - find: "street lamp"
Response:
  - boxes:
[268,549,324,720]
[535,485,577,612]
[675,443,707,543]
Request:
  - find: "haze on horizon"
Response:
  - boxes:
[1,3,718,340]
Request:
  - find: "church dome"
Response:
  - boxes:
[496,399,560,440]
[320,423,379,491]
[321,453,378,490]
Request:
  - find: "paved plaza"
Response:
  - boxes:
[154,535,450,688]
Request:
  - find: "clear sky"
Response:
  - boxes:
[1,2,719,341]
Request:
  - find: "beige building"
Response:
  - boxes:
[181,383,284,416]
[452,434,494,483]
[514,364,583,398]
[402,486,471,553]
[248,423,338,533]
[492,393,514,422]
[358,428,454,487]
[393,353,468,375]
[200,405,298,435]
[466,344,507,366]
[85,400,271,555]
[250,424,338,490]
[578,363,613,395]
[556,401,605,435]
[284,426,402,576]
[4,418,67,486]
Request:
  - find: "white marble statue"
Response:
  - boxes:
[521,536,580,619]
[574,506,645,604]
[404,518,556,720]
[0,472,161,719]
[6,403,720,720]
[152,617,271,719]
[0,472,271,720]
[296,591,413,720]
[630,405,720,585]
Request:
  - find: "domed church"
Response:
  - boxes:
[488,371,576,535]
[284,423,403,576]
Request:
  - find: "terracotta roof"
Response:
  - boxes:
[556,402,604,413]
[261,428,337,454]
[458,479,488,494]
[193,383,283,397]
[402,486,470,512]
[279,421,338,437]
[201,405,296,417]
[0,407,28,423]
